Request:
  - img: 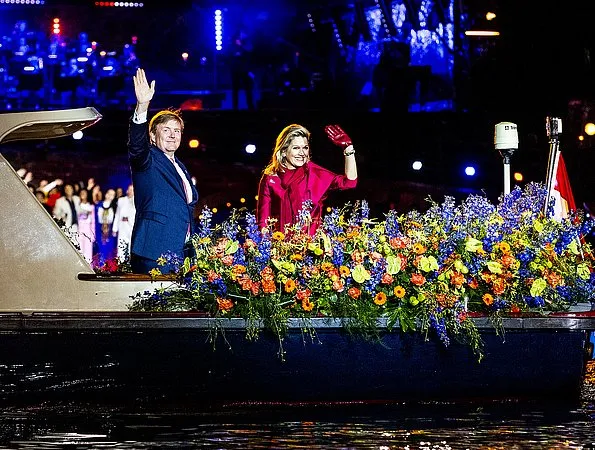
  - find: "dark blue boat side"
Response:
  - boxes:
[0,313,593,407]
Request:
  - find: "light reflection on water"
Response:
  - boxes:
[0,361,593,449]
[1,401,594,449]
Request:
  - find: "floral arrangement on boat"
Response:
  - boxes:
[128,182,595,360]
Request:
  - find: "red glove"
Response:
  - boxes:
[324,124,352,150]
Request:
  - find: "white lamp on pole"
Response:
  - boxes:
[494,122,519,196]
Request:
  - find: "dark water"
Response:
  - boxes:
[0,362,593,449]
[1,392,594,449]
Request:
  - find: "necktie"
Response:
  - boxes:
[171,158,193,204]
[170,157,193,240]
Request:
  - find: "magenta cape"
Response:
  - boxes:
[257,161,357,234]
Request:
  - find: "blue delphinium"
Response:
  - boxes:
[245,212,261,244]
[430,313,450,347]
[322,207,342,237]
[384,209,400,239]
[331,240,344,266]
[196,206,213,239]
[363,257,386,294]
[254,233,272,272]
[221,209,239,240]
[295,200,314,229]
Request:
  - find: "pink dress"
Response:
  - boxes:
[77,202,96,263]
[257,161,357,234]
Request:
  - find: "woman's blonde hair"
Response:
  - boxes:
[263,124,310,175]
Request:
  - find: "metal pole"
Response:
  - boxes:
[503,160,511,195]
[543,117,562,216]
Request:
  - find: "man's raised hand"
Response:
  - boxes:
[133,68,155,105]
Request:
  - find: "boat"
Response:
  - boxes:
[0,108,594,407]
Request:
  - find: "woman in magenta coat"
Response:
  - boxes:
[257,123,358,234]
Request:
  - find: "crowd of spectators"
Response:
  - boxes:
[18,167,135,268]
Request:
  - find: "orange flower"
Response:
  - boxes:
[284,279,297,293]
[510,304,520,313]
[290,254,303,261]
[468,277,478,289]
[262,280,276,294]
[398,254,408,270]
[381,273,394,285]
[545,270,563,288]
[393,286,406,298]
[501,253,516,268]
[321,262,334,272]
[207,270,220,282]
[410,273,426,286]
[492,277,506,295]
[216,297,234,311]
[413,242,426,254]
[348,287,361,299]
[482,293,494,306]
[351,250,364,264]
[231,264,247,280]
[301,298,314,311]
[389,237,408,249]
[480,271,493,283]
[250,281,261,295]
[373,292,387,305]
[339,265,351,277]
[450,271,465,288]
[260,266,275,282]
[296,288,312,301]
[221,255,234,266]
[332,278,345,292]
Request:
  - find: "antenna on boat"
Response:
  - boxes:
[494,121,518,196]
[543,117,562,216]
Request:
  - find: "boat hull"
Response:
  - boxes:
[0,314,593,406]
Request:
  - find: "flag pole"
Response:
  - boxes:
[543,117,562,217]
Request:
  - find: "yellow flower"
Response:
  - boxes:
[284,279,297,293]
[498,241,511,253]
[393,286,406,298]
[149,268,162,278]
[272,231,285,241]
[321,262,334,272]
[413,242,426,254]
[482,293,494,306]
[156,256,167,266]
[374,292,387,305]
[302,298,314,311]
[339,265,351,277]
[290,254,303,261]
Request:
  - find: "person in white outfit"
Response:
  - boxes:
[112,183,136,262]
[52,183,81,232]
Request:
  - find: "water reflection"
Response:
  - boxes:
[0,361,594,449]
[0,400,594,449]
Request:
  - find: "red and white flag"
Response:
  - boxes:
[551,154,576,221]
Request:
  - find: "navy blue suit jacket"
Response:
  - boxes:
[127,118,198,261]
